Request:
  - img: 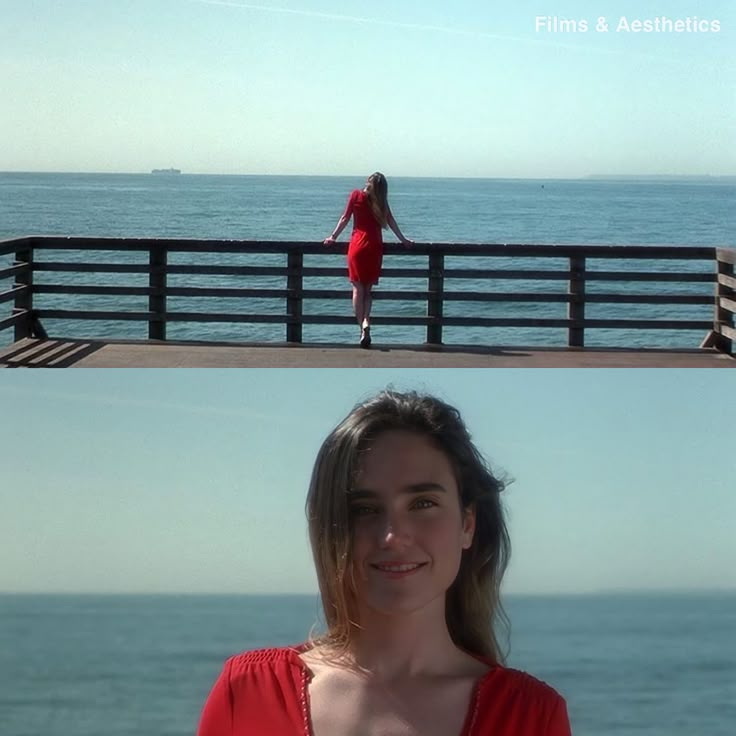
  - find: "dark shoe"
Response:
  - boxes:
[360,326,371,349]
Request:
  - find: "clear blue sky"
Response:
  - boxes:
[2,369,734,595]
[1,0,734,177]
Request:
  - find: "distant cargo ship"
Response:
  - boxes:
[151,168,181,175]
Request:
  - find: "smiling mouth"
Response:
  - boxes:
[371,562,427,573]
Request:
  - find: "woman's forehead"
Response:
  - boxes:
[354,430,455,487]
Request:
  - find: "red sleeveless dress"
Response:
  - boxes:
[344,189,384,286]
[197,645,572,736]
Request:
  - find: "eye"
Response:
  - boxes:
[412,498,437,510]
[349,504,378,517]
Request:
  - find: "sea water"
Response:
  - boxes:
[1,592,734,736]
[1,173,733,348]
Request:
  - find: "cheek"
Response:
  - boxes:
[349,523,375,560]
[422,514,466,547]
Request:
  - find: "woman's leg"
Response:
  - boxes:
[352,282,366,325]
[362,286,373,329]
[359,285,373,347]
[352,282,373,346]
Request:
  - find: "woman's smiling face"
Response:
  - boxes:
[348,430,475,618]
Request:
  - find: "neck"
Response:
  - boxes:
[346,601,461,680]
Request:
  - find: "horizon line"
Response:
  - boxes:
[2,170,735,181]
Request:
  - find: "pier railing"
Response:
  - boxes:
[1,237,734,354]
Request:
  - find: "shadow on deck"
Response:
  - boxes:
[2,338,733,368]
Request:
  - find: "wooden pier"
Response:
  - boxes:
[1,237,734,367]
[2,338,733,368]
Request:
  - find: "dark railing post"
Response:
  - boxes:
[427,251,444,345]
[149,244,167,340]
[568,255,586,347]
[713,249,735,355]
[287,249,303,343]
[13,242,33,341]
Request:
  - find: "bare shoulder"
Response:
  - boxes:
[453,649,494,678]
[296,643,348,680]
[295,642,326,664]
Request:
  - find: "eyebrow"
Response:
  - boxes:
[348,482,448,499]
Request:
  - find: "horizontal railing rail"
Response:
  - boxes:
[1,236,733,354]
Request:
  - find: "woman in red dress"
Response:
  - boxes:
[198,390,572,736]
[324,173,413,348]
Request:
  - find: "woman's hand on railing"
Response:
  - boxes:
[323,236,336,245]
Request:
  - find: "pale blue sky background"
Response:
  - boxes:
[1,369,734,595]
[1,0,734,177]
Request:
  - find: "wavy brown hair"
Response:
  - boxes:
[366,172,388,228]
[306,389,511,664]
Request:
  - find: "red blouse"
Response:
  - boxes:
[346,189,383,247]
[345,189,384,285]
[197,645,572,736]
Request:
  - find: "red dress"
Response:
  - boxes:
[197,645,572,736]
[344,189,384,285]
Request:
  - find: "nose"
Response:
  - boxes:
[379,512,412,548]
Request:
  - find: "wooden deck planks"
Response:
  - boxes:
[1,339,734,368]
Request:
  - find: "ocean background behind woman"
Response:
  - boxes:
[1,172,733,349]
[1,592,734,736]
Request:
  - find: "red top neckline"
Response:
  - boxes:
[280,642,499,736]
[197,644,570,736]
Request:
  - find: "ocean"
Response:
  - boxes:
[1,173,734,349]
[1,593,734,736]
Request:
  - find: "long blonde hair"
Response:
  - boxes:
[366,172,388,229]
[305,389,511,664]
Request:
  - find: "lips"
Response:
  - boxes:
[370,562,428,573]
